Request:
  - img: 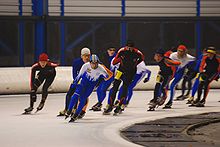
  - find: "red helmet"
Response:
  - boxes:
[177,45,187,51]
[39,53,48,61]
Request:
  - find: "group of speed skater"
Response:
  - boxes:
[23,40,220,122]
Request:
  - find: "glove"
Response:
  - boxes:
[214,74,219,81]
[143,77,150,83]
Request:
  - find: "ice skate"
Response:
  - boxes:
[188,98,200,107]
[35,101,45,113]
[103,105,113,115]
[186,96,194,104]
[22,106,33,114]
[57,109,66,117]
[65,110,71,119]
[195,101,205,107]
[157,96,166,106]
[113,106,120,116]
[69,114,78,123]
[183,93,190,99]
[113,100,119,108]
[113,104,124,115]
[148,102,156,111]
[90,102,102,111]
[196,99,205,107]
[77,111,86,119]
[163,101,172,109]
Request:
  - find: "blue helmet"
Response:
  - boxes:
[90,54,100,63]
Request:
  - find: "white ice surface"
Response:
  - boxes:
[0,90,220,147]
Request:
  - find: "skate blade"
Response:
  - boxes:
[34,110,40,113]
[148,108,155,111]
[69,119,76,123]
[188,104,196,107]
[102,112,111,115]
[89,108,94,111]
[22,111,31,115]
[65,115,69,120]
[186,101,192,104]
[57,114,65,117]
[162,106,171,109]
[113,113,118,116]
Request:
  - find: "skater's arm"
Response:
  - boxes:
[216,55,220,73]
[48,62,59,67]
[199,56,208,72]
[101,64,113,81]
[112,48,124,65]
[165,58,181,66]
[74,63,87,84]
[30,63,38,89]
[135,49,144,65]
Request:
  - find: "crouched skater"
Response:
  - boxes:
[148,49,180,111]
[23,53,58,114]
[65,54,113,122]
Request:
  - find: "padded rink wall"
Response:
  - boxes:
[0,66,220,94]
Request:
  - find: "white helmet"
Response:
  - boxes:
[81,47,91,56]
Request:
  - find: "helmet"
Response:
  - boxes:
[126,40,135,47]
[155,49,165,55]
[81,47,91,56]
[90,54,99,63]
[39,53,48,61]
[177,45,187,51]
[206,47,216,54]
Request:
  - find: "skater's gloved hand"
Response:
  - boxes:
[214,75,219,81]
[143,77,150,83]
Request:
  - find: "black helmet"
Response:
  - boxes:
[206,47,216,54]
[155,49,165,55]
[126,40,135,47]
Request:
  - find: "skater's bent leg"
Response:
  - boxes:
[82,98,89,112]
[68,93,79,111]
[108,79,121,105]
[65,84,76,110]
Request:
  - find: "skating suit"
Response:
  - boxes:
[68,62,112,115]
[196,54,220,102]
[117,61,151,104]
[153,57,180,100]
[108,47,144,106]
[168,52,195,103]
[96,55,117,104]
[64,58,85,110]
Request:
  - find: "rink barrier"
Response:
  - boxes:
[0,66,219,94]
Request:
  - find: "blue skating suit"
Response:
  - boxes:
[64,58,85,110]
[166,52,196,106]
[96,56,118,104]
[117,61,151,104]
[68,62,111,116]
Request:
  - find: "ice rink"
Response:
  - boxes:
[0,90,220,147]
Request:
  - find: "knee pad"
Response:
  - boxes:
[199,73,207,82]
[156,74,164,84]
[115,70,123,80]
[195,73,200,78]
